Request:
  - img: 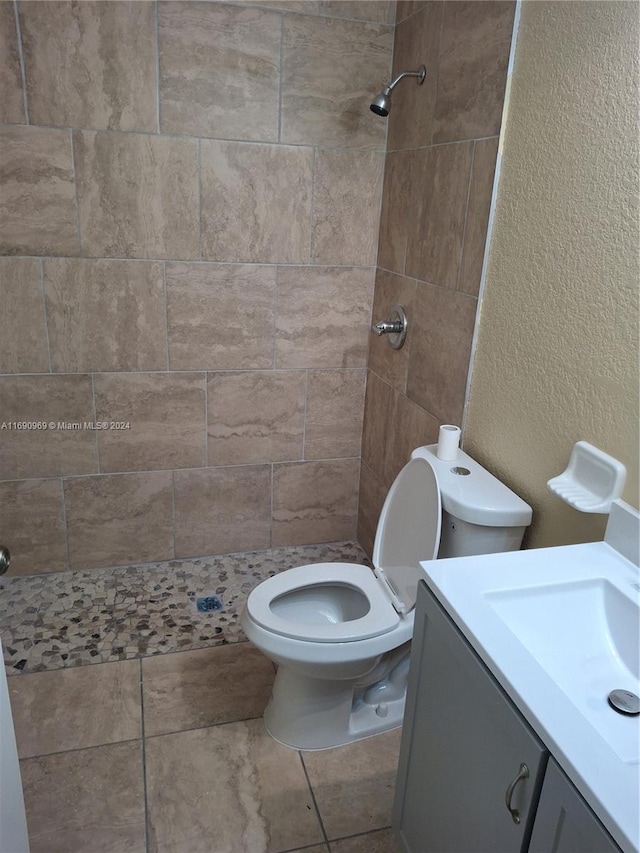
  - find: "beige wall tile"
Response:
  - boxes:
[361,370,392,480]
[44,258,167,373]
[64,471,173,569]
[0,2,25,123]
[281,15,392,149]
[382,387,439,487]
[377,149,413,274]
[0,258,49,373]
[207,371,305,465]
[10,660,141,758]
[319,2,396,24]
[74,130,198,259]
[395,1,430,24]
[387,2,442,151]
[0,375,96,479]
[272,457,359,546]
[174,465,271,557]
[405,142,474,287]
[302,727,401,838]
[94,373,206,473]
[239,1,319,11]
[159,2,280,141]
[142,644,275,737]
[433,1,515,143]
[312,149,384,266]
[368,269,417,393]
[458,137,499,296]
[145,719,324,853]
[19,1,157,132]
[0,479,67,575]
[166,263,276,370]
[331,828,399,853]
[0,125,78,256]
[21,741,146,853]
[304,369,366,459]
[356,459,387,558]
[406,284,477,425]
[201,140,313,264]
[276,266,374,369]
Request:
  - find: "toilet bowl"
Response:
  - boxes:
[241,444,532,750]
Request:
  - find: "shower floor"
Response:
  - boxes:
[0,541,370,675]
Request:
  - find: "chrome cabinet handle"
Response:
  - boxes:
[505,763,529,824]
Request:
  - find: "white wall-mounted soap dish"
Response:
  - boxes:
[547,441,627,513]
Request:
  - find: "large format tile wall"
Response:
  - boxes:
[0,0,395,575]
[358,0,516,554]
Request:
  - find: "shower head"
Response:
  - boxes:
[370,65,426,117]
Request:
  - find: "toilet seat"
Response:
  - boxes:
[245,455,441,647]
[246,562,400,643]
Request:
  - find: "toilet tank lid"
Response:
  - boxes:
[411,445,533,528]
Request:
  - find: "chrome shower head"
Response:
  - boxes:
[370,65,426,117]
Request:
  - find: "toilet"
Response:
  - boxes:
[241,444,532,750]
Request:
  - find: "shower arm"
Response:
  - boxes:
[384,66,426,95]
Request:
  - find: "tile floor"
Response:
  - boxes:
[3,542,400,852]
[8,642,401,853]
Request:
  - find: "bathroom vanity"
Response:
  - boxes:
[393,501,639,853]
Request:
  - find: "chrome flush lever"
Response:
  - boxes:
[371,303,408,350]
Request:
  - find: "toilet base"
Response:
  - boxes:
[263,650,410,750]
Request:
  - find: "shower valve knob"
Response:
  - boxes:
[371,304,408,350]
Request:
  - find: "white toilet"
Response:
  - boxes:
[241,444,532,750]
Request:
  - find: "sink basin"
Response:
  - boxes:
[485,577,640,763]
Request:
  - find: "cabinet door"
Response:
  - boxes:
[393,581,548,853]
[529,759,621,853]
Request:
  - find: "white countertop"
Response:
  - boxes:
[420,538,640,852]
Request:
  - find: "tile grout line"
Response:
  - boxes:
[301,369,309,460]
[12,0,29,124]
[0,119,387,154]
[298,751,331,848]
[37,258,53,374]
[161,260,170,370]
[308,146,317,264]
[0,455,363,486]
[154,0,161,134]
[69,131,83,254]
[0,366,370,379]
[59,475,72,572]
[203,371,209,468]
[139,657,151,853]
[0,252,377,271]
[277,11,284,144]
[197,138,203,259]
[90,373,101,473]
[456,140,476,292]
[170,469,176,559]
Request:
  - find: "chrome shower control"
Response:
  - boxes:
[371,303,408,350]
[0,546,10,576]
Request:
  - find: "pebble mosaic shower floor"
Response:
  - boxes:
[0,541,370,675]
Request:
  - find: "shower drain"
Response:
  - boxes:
[607,689,640,716]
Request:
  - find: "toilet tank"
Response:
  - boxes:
[411,445,532,559]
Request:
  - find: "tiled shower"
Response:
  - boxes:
[0,3,516,851]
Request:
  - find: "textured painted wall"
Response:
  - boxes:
[465,0,639,548]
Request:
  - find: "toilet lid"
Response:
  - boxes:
[373,456,441,613]
[245,563,400,643]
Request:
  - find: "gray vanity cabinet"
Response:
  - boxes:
[393,580,549,853]
[528,758,620,853]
